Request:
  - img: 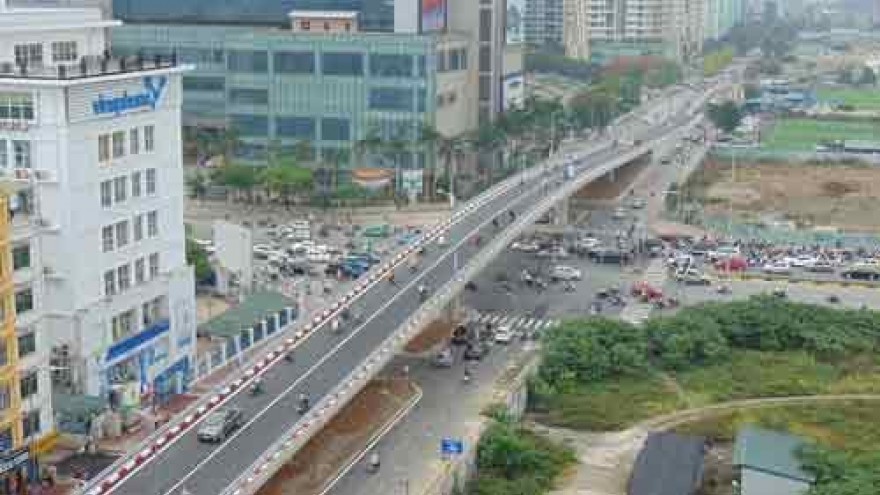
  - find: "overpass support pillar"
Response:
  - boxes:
[607,168,616,183]
[553,197,570,227]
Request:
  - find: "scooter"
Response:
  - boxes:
[250,379,264,396]
[284,352,295,363]
[296,395,310,414]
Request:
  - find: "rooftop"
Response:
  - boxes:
[198,290,295,339]
[628,432,706,495]
[0,5,119,32]
[0,53,182,82]
[733,426,816,483]
[289,10,358,20]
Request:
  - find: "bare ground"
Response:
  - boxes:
[689,159,880,232]
[403,317,457,354]
[255,378,418,495]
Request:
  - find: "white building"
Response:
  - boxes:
[0,3,197,421]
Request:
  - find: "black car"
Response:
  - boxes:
[463,343,488,361]
[198,407,244,442]
[588,249,630,264]
[451,325,469,345]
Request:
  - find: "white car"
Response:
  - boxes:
[613,207,628,220]
[762,261,792,275]
[536,246,568,258]
[550,265,582,281]
[708,245,740,260]
[253,244,274,259]
[511,241,540,253]
[437,235,448,247]
[785,255,817,268]
[494,325,515,344]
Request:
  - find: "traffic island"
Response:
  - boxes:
[255,377,420,495]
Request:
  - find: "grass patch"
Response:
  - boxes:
[761,118,880,152]
[674,401,880,455]
[816,87,880,111]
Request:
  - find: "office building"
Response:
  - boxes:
[0,4,197,422]
[524,0,564,47]
[704,0,744,41]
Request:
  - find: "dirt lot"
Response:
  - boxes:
[404,317,456,354]
[256,378,418,495]
[687,158,880,232]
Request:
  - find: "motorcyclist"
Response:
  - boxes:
[331,318,341,333]
[508,210,516,221]
[368,451,381,472]
[284,351,294,363]
[251,377,264,395]
[418,284,428,300]
[297,392,310,412]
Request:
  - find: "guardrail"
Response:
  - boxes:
[221,107,706,495]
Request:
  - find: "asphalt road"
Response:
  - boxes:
[668,279,880,310]
[96,87,706,495]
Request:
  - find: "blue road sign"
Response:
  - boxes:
[441,438,464,455]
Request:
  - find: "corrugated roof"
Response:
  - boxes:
[628,432,706,495]
[733,426,815,483]
[198,290,294,339]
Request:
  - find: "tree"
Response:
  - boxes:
[646,313,730,370]
[186,172,209,200]
[211,163,259,202]
[706,100,742,133]
[260,163,313,209]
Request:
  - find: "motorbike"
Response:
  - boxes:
[250,379,264,396]
[284,352,295,363]
[296,395,310,414]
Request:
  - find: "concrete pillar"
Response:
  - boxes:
[607,168,616,183]
[553,197,570,227]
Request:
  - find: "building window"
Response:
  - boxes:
[301,21,310,31]
[114,176,127,203]
[12,141,30,169]
[182,76,225,92]
[21,410,40,439]
[144,125,155,152]
[117,264,131,292]
[104,270,116,296]
[0,93,35,121]
[19,372,38,400]
[229,88,269,106]
[100,180,112,208]
[274,52,315,74]
[98,134,110,163]
[129,128,139,155]
[369,88,414,112]
[131,171,142,198]
[322,52,364,76]
[112,131,125,159]
[17,333,36,359]
[111,309,136,341]
[147,211,159,237]
[229,114,268,137]
[115,221,129,248]
[51,41,77,62]
[275,117,316,139]
[133,214,144,242]
[102,226,115,252]
[148,253,159,278]
[14,288,33,314]
[12,245,30,271]
[14,44,42,67]
[321,118,350,141]
[134,258,146,285]
[142,297,164,327]
[369,54,414,78]
[227,50,269,73]
[0,140,6,169]
[146,168,157,195]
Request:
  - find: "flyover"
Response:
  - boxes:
[80,83,718,495]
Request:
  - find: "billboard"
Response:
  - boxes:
[421,0,446,32]
[503,73,525,111]
[506,0,525,45]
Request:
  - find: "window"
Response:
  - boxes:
[479,10,493,42]
[14,44,42,67]
[148,253,160,278]
[51,41,77,62]
[0,140,6,169]
[101,225,116,252]
[0,93,35,121]
[449,50,461,71]
[324,22,331,30]
[113,176,127,203]
[227,50,269,73]
[111,131,125,159]
[182,76,225,92]
[131,171,142,198]
[98,134,110,162]
[19,372,38,400]
[104,270,116,296]
[229,88,269,106]
[147,211,159,237]
[17,333,35,359]
[12,245,30,271]
[322,52,364,76]
[321,118,350,141]
[229,114,268,137]
[142,297,164,327]
[22,410,40,439]
[146,168,157,195]
[417,89,427,112]
[111,309,136,341]
[100,180,112,208]
[275,117,316,139]
[144,125,155,152]
[133,214,144,242]
[117,264,131,292]
[369,54,413,77]
[274,52,315,74]
[115,221,129,248]
[369,88,414,112]
[129,128,139,155]
[134,258,146,284]
[14,288,33,314]
[301,20,310,31]
[12,141,30,169]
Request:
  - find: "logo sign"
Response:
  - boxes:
[92,75,168,116]
[441,437,464,455]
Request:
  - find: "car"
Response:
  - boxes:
[437,235,448,247]
[613,207,627,220]
[629,197,646,209]
[198,407,244,442]
[708,245,740,261]
[803,259,836,273]
[451,325,469,345]
[511,241,540,253]
[676,269,712,285]
[463,342,488,361]
[550,265,582,281]
[536,246,568,258]
[762,261,792,275]
[253,244,274,260]
[590,249,630,264]
[494,325,515,344]
[785,255,817,268]
[432,348,454,367]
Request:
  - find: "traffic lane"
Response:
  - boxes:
[667,279,880,310]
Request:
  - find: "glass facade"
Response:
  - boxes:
[111,25,437,174]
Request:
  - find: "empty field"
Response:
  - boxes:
[816,87,880,111]
[761,118,880,152]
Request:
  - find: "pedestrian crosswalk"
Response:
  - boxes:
[468,312,560,334]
